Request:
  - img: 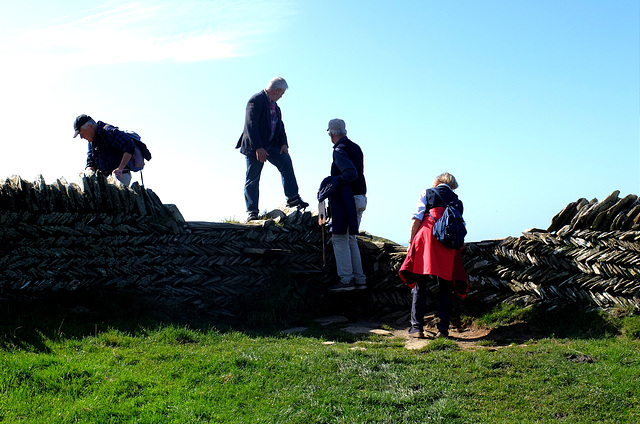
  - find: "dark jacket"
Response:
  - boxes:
[424,185,463,216]
[86,121,136,173]
[317,176,340,203]
[236,90,287,156]
[331,137,366,195]
[317,175,358,235]
[322,137,366,235]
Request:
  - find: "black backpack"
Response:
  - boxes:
[428,189,467,249]
[125,131,152,172]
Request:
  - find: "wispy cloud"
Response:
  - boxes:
[2,0,295,69]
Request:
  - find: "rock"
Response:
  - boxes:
[281,327,307,334]
[315,315,349,326]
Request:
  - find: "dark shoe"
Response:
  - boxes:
[354,282,367,290]
[287,196,309,209]
[435,331,449,338]
[246,212,259,222]
[328,281,356,292]
[408,330,424,339]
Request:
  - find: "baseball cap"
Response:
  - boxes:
[73,114,92,138]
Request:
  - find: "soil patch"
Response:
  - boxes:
[333,314,541,350]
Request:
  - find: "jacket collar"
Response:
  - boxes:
[333,136,349,148]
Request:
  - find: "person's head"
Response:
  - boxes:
[432,172,459,189]
[73,114,97,141]
[265,77,288,101]
[327,118,347,143]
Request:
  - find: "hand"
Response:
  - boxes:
[280,145,289,155]
[112,168,123,179]
[256,148,268,162]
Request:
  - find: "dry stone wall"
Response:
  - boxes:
[463,191,640,312]
[1,175,638,317]
[0,174,407,318]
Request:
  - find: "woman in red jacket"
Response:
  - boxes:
[399,172,468,338]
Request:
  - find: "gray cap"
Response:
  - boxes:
[327,118,346,133]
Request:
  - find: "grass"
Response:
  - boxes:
[0,298,638,423]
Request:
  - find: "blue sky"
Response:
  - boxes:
[0,0,638,244]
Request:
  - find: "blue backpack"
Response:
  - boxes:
[428,189,467,249]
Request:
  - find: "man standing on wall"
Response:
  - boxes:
[236,77,308,221]
[325,118,367,291]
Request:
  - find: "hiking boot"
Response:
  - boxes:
[246,212,259,222]
[287,196,309,209]
[408,330,424,338]
[328,281,356,292]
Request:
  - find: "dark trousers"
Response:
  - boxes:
[410,275,455,334]
[244,144,300,213]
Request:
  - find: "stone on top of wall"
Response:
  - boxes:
[0,174,181,219]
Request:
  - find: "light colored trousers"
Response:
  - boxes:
[331,195,367,285]
[118,172,132,187]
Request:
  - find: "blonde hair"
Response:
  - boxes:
[432,172,458,189]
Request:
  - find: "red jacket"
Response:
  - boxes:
[399,207,469,298]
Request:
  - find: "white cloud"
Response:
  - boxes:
[0,0,295,185]
[1,0,294,69]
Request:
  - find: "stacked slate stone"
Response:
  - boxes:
[0,174,173,217]
[0,175,324,315]
[0,174,410,317]
[0,174,182,294]
[155,216,411,316]
[3,173,638,317]
[171,215,331,316]
[463,190,640,312]
[357,235,410,310]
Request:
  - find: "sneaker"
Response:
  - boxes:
[354,282,367,290]
[287,196,309,209]
[246,212,259,222]
[328,281,356,292]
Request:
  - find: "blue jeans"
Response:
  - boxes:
[244,145,300,213]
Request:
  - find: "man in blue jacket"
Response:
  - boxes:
[73,114,135,187]
[325,118,367,292]
[236,77,308,221]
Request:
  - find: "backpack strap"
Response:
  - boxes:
[426,187,456,222]
[431,187,452,206]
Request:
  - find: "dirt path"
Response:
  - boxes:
[310,315,538,350]
[395,324,493,350]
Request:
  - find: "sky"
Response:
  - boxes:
[0,0,638,245]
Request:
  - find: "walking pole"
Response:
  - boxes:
[140,170,145,188]
[318,201,327,268]
[321,224,326,268]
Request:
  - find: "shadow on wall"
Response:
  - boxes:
[1,175,639,326]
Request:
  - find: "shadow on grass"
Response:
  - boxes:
[457,304,621,348]
[0,291,220,352]
[0,290,627,352]
[0,288,389,350]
